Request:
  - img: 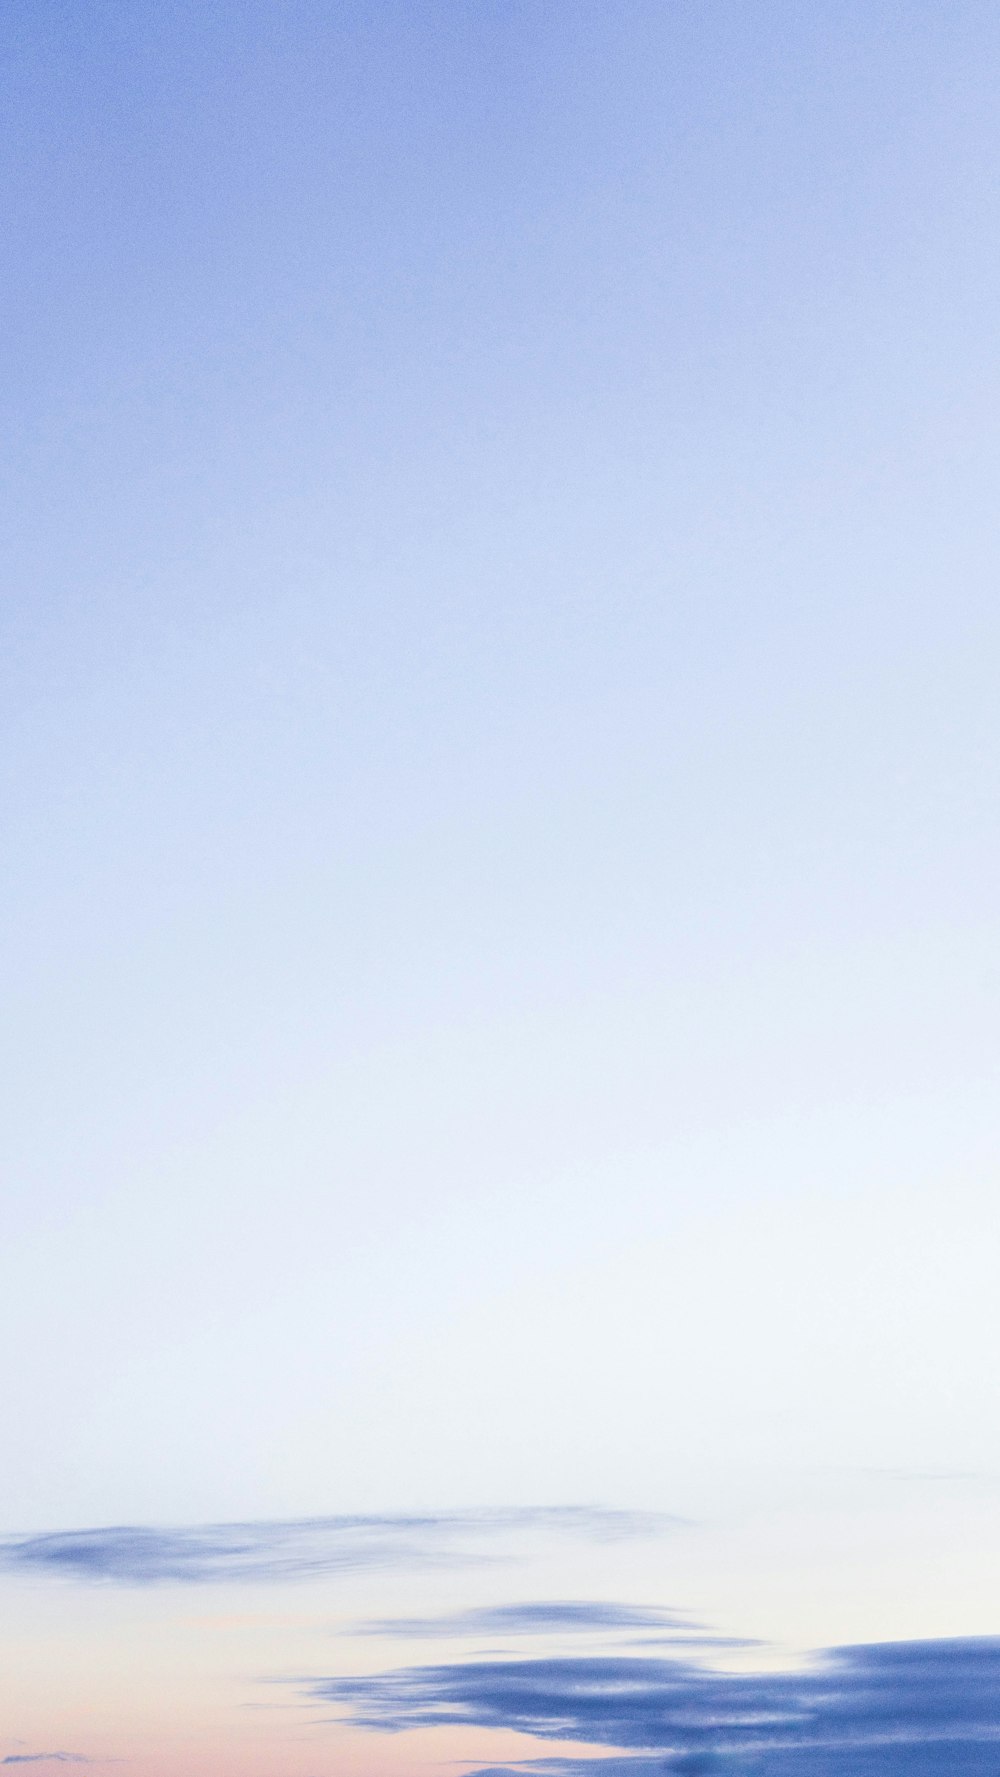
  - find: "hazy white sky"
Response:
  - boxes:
[2,0,999,1556]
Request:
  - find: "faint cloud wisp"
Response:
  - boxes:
[0,1508,672,1588]
[352,1600,701,1639]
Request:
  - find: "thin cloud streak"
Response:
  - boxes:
[352,1601,700,1639]
[0,1759,90,1767]
[0,1508,672,1587]
[304,1637,1000,1774]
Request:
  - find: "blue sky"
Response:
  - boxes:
[2,3,1000,1766]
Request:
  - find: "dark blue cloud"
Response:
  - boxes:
[353,1600,700,1639]
[0,1508,670,1587]
[467,1757,1000,1777]
[304,1637,1000,1774]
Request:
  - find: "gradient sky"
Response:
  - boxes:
[3,1,1000,1769]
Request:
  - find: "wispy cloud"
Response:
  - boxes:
[1,1758,90,1767]
[352,1600,706,1639]
[0,1508,671,1588]
[303,1638,1000,1773]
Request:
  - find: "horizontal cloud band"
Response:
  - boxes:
[305,1638,1000,1775]
[1,1758,90,1767]
[0,1508,670,1586]
[353,1600,709,1639]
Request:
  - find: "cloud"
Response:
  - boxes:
[352,1600,721,1640]
[1,1758,90,1767]
[303,1637,1000,1774]
[0,1508,671,1588]
[465,1759,1000,1777]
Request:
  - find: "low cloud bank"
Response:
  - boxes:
[307,1637,1000,1774]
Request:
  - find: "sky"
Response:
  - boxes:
[2,1,1000,1772]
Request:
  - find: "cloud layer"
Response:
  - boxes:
[306,1637,1000,1774]
[0,1508,668,1587]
